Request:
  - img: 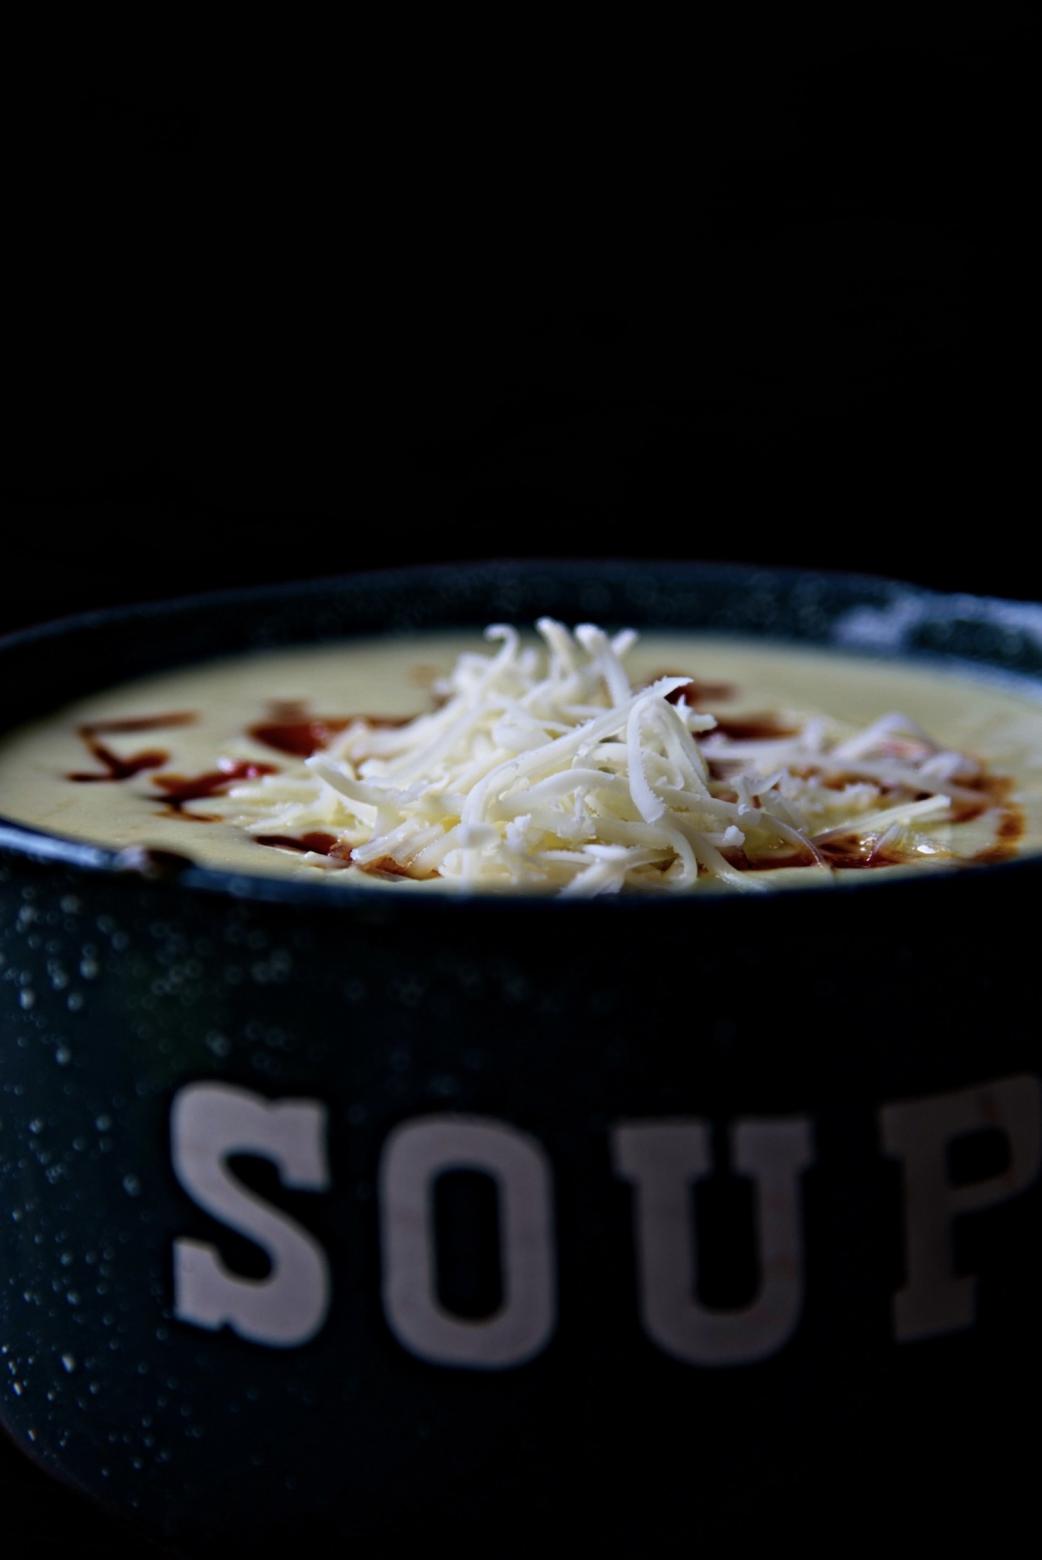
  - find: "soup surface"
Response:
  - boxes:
[2,630,1042,893]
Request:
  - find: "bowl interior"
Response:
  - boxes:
[2,558,1042,904]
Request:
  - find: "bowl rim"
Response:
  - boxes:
[1,556,1039,914]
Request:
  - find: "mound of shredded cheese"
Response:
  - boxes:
[227,620,986,895]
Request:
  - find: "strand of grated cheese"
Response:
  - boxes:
[225,620,987,895]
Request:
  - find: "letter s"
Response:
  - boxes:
[171,1082,331,1348]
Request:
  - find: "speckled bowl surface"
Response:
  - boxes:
[1,561,1040,1551]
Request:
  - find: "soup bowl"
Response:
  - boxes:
[1,560,1040,1551]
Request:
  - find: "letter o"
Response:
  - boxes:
[379,1115,556,1369]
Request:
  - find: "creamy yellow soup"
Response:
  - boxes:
[1,633,1041,891]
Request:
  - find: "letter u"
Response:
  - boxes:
[613,1117,813,1366]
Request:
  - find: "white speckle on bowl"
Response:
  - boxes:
[834,588,1042,654]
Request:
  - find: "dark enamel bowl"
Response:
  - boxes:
[1,561,1040,1552]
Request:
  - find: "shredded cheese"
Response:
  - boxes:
[226,620,990,895]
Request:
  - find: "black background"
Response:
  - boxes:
[1,17,1038,1553]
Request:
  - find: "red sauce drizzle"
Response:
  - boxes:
[656,676,796,745]
[248,717,351,757]
[69,712,197,782]
[722,838,913,872]
[150,760,278,819]
[660,678,737,706]
[971,801,1026,864]
[248,702,414,758]
[251,836,437,877]
[949,771,1015,824]
[721,782,1026,874]
[708,714,799,741]
[254,832,343,857]
[359,855,440,881]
